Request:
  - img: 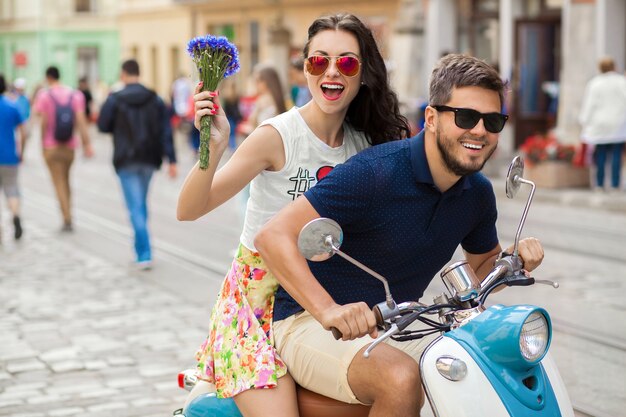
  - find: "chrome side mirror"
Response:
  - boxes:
[505,155,525,199]
[504,156,536,257]
[298,217,397,311]
[298,218,343,262]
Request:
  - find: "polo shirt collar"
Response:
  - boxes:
[409,130,472,195]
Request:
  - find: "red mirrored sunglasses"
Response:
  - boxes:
[305,55,361,77]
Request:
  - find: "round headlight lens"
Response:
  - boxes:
[519,311,550,362]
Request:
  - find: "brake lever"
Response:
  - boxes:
[363,311,422,358]
[503,274,559,289]
[363,324,399,358]
[534,279,560,288]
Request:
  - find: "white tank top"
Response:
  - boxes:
[240,107,370,251]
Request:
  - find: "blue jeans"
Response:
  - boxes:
[116,163,155,262]
[594,143,625,188]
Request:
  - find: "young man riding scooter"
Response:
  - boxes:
[254,53,545,417]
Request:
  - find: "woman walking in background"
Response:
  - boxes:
[238,64,287,137]
[579,56,626,192]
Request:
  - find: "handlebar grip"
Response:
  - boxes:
[330,327,342,340]
[373,305,384,327]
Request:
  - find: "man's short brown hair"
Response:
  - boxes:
[429,54,507,109]
[598,57,615,73]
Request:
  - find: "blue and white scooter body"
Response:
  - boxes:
[420,304,574,417]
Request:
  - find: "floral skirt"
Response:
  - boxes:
[195,244,287,398]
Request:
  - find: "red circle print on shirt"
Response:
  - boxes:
[316,166,334,181]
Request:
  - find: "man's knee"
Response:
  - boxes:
[349,345,422,405]
[380,355,421,395]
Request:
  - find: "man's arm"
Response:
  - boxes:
[96,96,115,133]
[16,124,26,162]
[465,237,545,283]
[75,109,94,158]
[255,196,378,340]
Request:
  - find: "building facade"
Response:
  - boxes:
[118,0,402,100]
[1,0,622,154]
[118,0,623,152]
[0,0,120,94]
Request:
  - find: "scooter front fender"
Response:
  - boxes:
[420,336,574,417]
[421,336,509,417]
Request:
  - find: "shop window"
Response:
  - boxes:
[75,0,96,13]
[250,21,259,69]
[207,23,236,41]
[151,46,159,90]
[457,0,499,64]
[0,0,14,20]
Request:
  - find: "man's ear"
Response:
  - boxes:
[424,105,438,133]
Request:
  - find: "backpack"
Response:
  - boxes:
[49,91,75,142]
[114,91,163,160]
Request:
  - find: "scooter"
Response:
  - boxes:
[175,156,574,417]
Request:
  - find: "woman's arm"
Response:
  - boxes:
[176,90,285,220]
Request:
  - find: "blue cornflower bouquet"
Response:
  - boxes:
[187,35,240,170]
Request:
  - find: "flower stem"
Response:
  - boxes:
[199,114,212,170]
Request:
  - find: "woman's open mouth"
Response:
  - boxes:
[321,83,345,101]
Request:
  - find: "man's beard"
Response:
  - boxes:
[436,128,497,177]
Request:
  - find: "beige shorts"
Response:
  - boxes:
[273,310,438,404]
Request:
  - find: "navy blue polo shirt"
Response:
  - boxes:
[273,131,499,321]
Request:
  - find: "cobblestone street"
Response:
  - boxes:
[0,221,207,417]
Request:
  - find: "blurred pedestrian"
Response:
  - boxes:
[221,79,242,151]
[0,74,27,241]
[579,56,626,192]
[78,77,94,123]
[6,77,31,156]
[171,72,193,130]
[97,59,177,270]
[238,64,287,136]
[8,78,30,121]
[289,57,312,107]
[33,66,94,232]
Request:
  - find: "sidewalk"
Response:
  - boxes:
[491,177,626,213]
[0,222,202,417]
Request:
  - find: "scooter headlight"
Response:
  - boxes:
[447,305,552,372]
[520,311,550,362]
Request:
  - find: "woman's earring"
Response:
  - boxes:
[360,81,365,86]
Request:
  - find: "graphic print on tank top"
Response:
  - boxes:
[287,165,334,200]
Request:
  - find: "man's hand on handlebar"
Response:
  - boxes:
[319,302,379,341]
[505,237,544,272]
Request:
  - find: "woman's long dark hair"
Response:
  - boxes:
[303,13,410,145]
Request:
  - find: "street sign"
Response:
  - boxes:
[13,51,28,67]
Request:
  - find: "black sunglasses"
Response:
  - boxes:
[432,105,509,133]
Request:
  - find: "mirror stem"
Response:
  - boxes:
[513,177,536,257]
[329,241,396,310]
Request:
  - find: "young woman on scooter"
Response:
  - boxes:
[176,13,410,417]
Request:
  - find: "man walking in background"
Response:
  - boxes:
[97,59,177,270]
[33,66,94,232]
[0,74,27,242]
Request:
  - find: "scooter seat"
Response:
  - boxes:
[297,385,370,417]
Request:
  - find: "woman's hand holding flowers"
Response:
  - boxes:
[193,84,230,152]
